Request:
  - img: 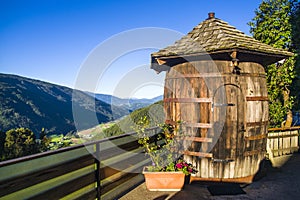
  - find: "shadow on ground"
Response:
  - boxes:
[169,181,248,200]
[120,153,300,200]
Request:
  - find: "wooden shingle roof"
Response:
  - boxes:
[151,13,293,72]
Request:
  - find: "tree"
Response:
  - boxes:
[38,128,51,152]
[291,1,300,111]
[249,0,298,127]
[0,130,5,160]
[4,128,39,159]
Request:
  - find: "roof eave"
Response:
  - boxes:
[151,48,294,73]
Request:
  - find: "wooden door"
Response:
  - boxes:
[212,84,245,162]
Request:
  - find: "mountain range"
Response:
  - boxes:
[0,73,162,136]
[90,93,163,111]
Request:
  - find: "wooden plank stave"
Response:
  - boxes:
[176,136,212,143]
[181,150,213,158]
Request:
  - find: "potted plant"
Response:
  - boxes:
[135,117,197,191]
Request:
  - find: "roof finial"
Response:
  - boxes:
[208,12,215,19]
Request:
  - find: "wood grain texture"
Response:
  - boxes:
[164,60,268,181]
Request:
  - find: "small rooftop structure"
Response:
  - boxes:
[151,13,293,183]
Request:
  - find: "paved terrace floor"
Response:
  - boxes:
[120,153,300,200]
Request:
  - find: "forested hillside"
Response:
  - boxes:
[0,73,128,136]
[95,101,164,139]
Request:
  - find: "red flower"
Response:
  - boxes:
[176,163,183,168]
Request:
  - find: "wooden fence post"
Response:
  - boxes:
[95,142,101,199]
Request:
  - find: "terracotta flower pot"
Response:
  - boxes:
[142,167,185,191]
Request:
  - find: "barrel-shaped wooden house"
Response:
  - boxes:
[151,13,293,183]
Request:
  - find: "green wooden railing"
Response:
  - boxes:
[0,127,160,200]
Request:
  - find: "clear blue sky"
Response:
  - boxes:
[0,0,262,98]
